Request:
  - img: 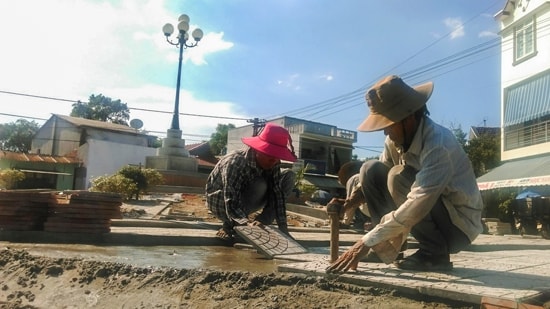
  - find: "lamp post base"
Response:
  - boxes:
[145,128,198,174]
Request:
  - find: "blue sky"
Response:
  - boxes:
[0,0,506,159]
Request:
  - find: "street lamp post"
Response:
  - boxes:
[162,14,204,131]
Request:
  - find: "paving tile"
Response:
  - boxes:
[275,234,550,306]
[234,225,308,258]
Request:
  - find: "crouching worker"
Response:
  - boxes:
[327,75,483,273]
[205,123,297,242]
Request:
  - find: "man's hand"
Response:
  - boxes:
[326,239,370,273]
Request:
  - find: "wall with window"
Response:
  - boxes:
[498,1,550,160]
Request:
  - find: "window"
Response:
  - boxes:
[514,17,536,63]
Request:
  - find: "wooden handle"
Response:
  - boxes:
[326,201,342,263]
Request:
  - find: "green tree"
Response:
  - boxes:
[71,94,130,125]
[0,119,40,152]
[465,133,500,177]
[209,123,235,155]
[450,124,468,149]
[450,124,500,177]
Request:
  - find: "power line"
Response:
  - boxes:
[0,90,250,122]
[0,113,47,121]
[130,107,249,121]
[290,15,550,123]
[2,6,548,135]
[269,1,510,121]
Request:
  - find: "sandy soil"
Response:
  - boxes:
[0,193,474,309]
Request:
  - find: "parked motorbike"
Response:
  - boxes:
[512,192,550,239]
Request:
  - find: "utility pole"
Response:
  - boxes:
[247,118,266,136]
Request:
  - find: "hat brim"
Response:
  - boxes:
[357,114,395,132]
[242,137,297,162]
[357,81,434,132]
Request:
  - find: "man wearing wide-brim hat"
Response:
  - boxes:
[206,123,297,242]
[327,75,483,272]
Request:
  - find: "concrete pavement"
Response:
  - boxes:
[277,233,550,308]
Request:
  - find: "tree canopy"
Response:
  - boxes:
[465,133,500,177]
[71,94,130,125]
[452,125,500,177]
[209,123,235,155]
[0,119,40,153]
[450,124,468,149]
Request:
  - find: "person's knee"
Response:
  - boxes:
[388,165,416,205]
[358,159,387,185]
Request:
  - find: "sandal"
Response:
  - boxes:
[394,250,453,271]
[361,249,404,263]
[215,228,234,242]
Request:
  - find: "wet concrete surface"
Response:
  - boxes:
[0,222,338,274]
[0,224,355,276]
[0,242,289,273]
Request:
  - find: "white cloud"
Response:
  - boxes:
[276,73,301,90]
[319,74,334,81]
[184,31,234,65]
[0,0,242,141]
[479,30,498,38]
[112,85,248,139]
[444,17,465,39]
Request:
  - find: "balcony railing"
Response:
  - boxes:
[504,119,550,150]
[286,123,357,142]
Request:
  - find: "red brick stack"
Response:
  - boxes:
[44,191,123,234]
[0,190,52,231]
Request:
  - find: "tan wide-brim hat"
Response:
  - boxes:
[357,75,434,132]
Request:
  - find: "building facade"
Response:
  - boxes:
[226,116,357,196]
[0,151,80,190]
[31,114,157,190]
[226,116,357,176]
[477,0,550,191]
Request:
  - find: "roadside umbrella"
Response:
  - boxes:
[515,189,541,200]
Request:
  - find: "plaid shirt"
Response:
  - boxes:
[205,148,288,230]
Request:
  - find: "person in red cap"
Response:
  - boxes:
[327,75,483,272]
[205,122,298,242]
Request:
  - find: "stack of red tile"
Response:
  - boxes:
[0,190,52,231]
[44,190,123,234]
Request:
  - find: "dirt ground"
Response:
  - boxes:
[0,193,475,309]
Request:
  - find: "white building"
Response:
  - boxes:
[31,114,157,189]
[477,0,550,191]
